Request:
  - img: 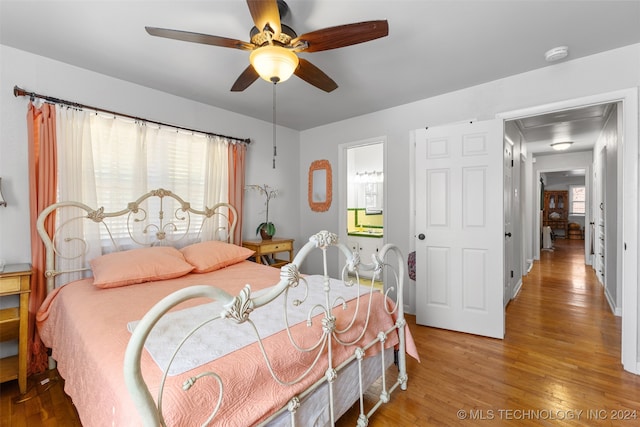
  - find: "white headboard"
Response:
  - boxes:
[36,188,237,293]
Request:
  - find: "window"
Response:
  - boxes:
[53,106,243,283]
[569,185,586,215]
[90,118,222,241]
[58,109,230,245]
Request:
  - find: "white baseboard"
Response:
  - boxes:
[622,359,640,375]
[604,287,622,316]
[512,278,523,299]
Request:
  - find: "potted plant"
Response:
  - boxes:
[246,184,279,240]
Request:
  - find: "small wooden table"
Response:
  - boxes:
[0,264,32,394]
[242,238,294,268]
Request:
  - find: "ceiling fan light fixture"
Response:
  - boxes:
[250,45,299,83]
[550,141,573,151]
[146,2,388,92]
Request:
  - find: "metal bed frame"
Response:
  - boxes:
[36,189,408,426]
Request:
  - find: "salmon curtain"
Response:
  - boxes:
[27,102,57,375]
[228,142,246,245]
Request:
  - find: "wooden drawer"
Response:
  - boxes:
[0,276,21,294]
[242,238,294,269]
[260,241,292,253]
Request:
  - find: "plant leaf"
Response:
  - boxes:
[266,223,276,236]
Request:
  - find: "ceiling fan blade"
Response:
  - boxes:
[294,58,338,93]
[145,27,254,50]
[246,0,281,36]
[231,65,260,92]
[292,20,388,53]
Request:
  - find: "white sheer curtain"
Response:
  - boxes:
[203,135,229,240]
[55,106,100,284]
[54,108,231,282]
[90,114,148,207]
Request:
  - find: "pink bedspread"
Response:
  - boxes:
[37,261,417,426]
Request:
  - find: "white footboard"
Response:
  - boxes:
[124,230,408,426]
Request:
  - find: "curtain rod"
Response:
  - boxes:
[13,85,251,145]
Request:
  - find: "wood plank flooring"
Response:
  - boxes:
[3,238,640,426]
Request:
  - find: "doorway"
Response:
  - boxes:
[514,101,618,313]
[538,169,587,258]
[338,137,387,284]
[497,88,638,374]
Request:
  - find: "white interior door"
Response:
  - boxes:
[415,120,504,339]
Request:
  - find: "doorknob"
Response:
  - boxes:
[418,233,425,240]
[505,232,512,237]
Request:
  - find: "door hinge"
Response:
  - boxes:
[510,270,514,278]
[511,159,514,167]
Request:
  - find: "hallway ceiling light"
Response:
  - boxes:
[544,46,569,62]
[550,141,573,151]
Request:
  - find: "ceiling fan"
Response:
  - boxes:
[145,0,388,92]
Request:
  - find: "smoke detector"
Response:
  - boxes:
[545,46,569,62]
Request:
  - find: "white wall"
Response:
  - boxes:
[348,143,384,209]
[299,43,640,315]
[0,45,302,264]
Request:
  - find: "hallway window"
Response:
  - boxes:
[569,185,585,215]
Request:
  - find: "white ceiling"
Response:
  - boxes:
[544,170,586,183]
[513,102,616,155]
[1,1,639,134]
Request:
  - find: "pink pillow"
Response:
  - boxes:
[180,240,255,273]
[90,246,194,289]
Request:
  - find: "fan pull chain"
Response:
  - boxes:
[272,81,277,169]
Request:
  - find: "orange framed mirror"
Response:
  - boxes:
[308,159,332,212]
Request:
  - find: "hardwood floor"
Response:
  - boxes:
[0,368,81,427]
[3,238,640,426]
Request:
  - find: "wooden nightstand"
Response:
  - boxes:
[0,264,32,394]
[242,238,294,269]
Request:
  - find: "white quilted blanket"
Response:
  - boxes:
[127,275,371,375]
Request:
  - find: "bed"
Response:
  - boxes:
[35,189,416,426]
